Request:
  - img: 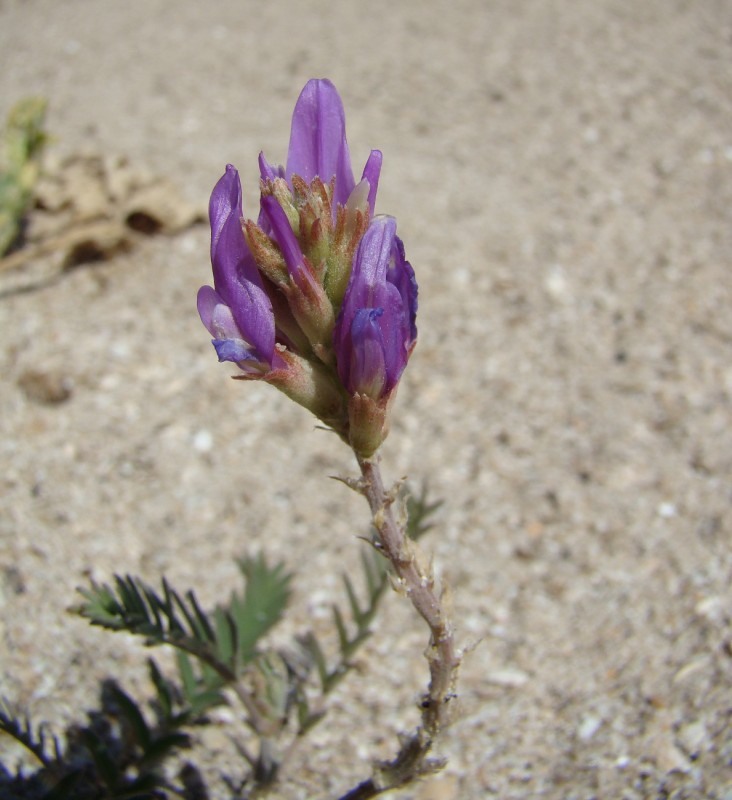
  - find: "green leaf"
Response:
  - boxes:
[0,97,48,256]
[77,581,127,630]
[405,482,443,541]
[106,683,151,752]
[332,605,349,655]
[300,633,328,688]
[0,697,53,766]
[77,559,292,718]
[140,731,190,767]
[175,651,226,718]
[43,771,85,800]
[361,549,384,598]
[147,659,173,720]
[188,689,226,718]
[121,576,150,624]
[78,575,235,683]
[79,727,120,791]
[161,579,185,635]
[254,651,292,721]
[229,554,292,665]
[213,606,236,666]
[187,589,216,643]
[176,650,197,699]
[342,573,364,627]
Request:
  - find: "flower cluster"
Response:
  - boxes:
[198,79,417,457]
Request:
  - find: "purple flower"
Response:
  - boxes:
[334,216,418,400]
[197,79,415,454]
[197,165,275,373]
[259,78,382,218]
[253,78,386,352]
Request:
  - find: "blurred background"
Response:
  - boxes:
[1,1,730,797]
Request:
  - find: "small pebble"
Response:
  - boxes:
[578,714,603,741]
[193,429,213,453]
[485,668,529,688]
[677,720,707,759]
[657,502,677,518]
[17,369,73,405]
[416,775,459,800]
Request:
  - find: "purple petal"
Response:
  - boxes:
[197,283,274,368]
[360,150,382,216]
[379,287,411,389]
[197,286,234,338]
[348,216,398,304]
[334,216,417,396]
[210,165,244,266]
[204,167,276,364]
[260,195,306,285]
[209,167,258,293]
[212,338,260,364]
[387,235,418,345]
[348,308,387,398]
[285,79,355,207]
[258,151,285,183]
[199,288,262,366]
[335,218,395,347]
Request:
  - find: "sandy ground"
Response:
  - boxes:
[1,0,731,797]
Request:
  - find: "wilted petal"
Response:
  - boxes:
[286,79,355,208]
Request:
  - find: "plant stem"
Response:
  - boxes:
[356,453,459,739]
[338,778,380,800]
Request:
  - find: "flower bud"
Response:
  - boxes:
[333,216,418,456]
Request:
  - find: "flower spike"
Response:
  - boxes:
[198,80,417,452]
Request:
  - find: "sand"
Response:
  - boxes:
[1,1,730,797]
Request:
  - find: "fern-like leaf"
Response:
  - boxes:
[175,651,227,719]
[405,481,443,542]
[301,483,442,702]
[148,658,174,721]
[78,727,120,792]
[0,697,56,766]
[230,554,292,667]
[106,683,152,752]
[77,576,228,680]
[301,548,387,697]
[78,554,292,695]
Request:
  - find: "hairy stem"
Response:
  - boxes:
[357,454,459,738]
